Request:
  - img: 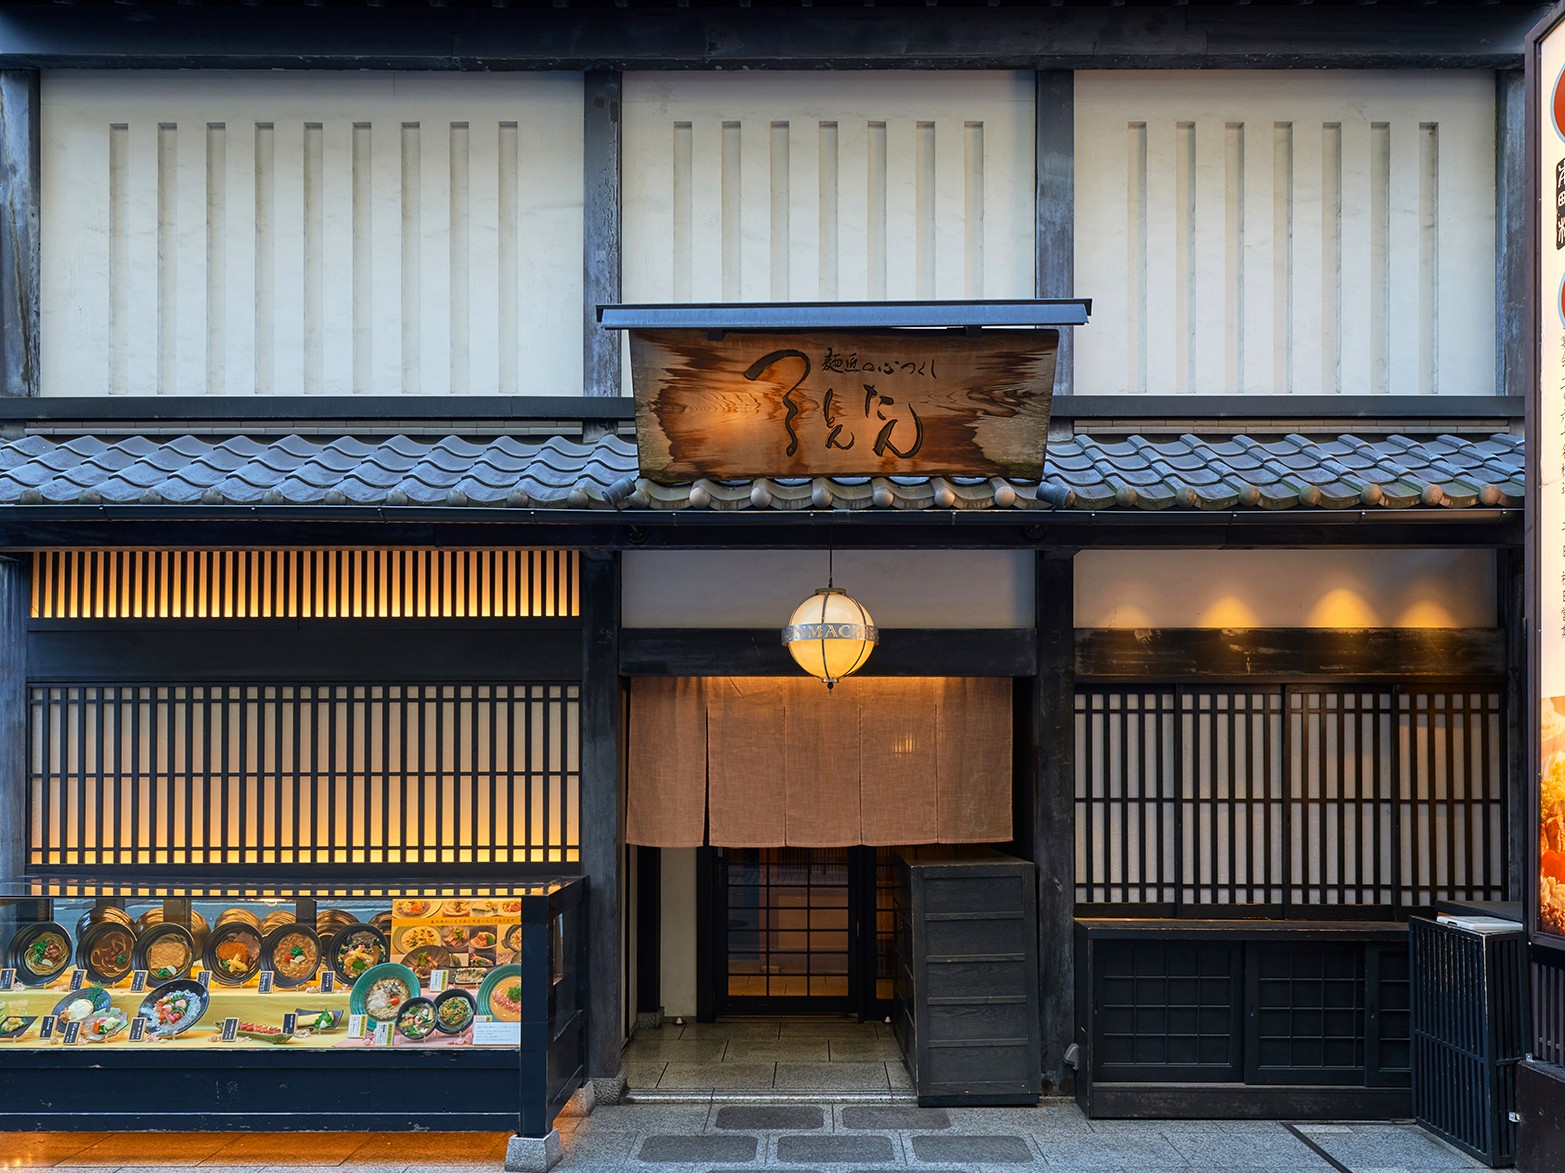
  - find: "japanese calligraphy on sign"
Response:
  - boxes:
[629,328,1058,482]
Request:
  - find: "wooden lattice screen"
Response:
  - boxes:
[28,682,580,869]
[1076,684,1506,915]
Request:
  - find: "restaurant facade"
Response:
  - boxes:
[0,0,1559,1167]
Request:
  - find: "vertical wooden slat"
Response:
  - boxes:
[0,72,40,397]
[882,119,917,300]
[1289,120,1324,396]
[1035,70,1073,396]
[583,72,622,398]
[1145,119,1179,394]
[932,118,965,300]
[1032,552,1075,1090]
[581,552,622,1080]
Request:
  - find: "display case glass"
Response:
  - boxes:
[0,880,555,1054]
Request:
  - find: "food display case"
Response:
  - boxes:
[0,877,585,1132]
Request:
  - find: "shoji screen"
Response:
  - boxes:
[622,72,1036,312]
[41,72,584,397]
[1075,71,1496,396]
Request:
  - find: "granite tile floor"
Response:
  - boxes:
[623,1017,909,1099]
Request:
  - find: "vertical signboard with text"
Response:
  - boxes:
[1535,12,1565,954]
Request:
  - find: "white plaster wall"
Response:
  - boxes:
[1075,548,1496,628]
[42,71,584,397]
[659,848,698,1019]
[1075,71,1495,396]
[623,550,1035,629]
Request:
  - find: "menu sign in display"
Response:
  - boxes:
[1537,11,1565,953]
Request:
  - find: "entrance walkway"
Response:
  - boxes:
[556,1103,1493,1172]
[623,1016,910,1100]
[0,1112,1493,1172]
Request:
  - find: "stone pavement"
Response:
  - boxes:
[0,1105,1493,1172]
[549,1100,1493,1173]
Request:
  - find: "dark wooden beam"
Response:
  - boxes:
[619,628,1037,678]
[0,510,1523,554]
[25,623,581,683]
[583,72,622,410]
[0,393,1520,426]
[1033,552,1075,1093]
[1497,69,1526,404]
[1502,549,1527,902]
[579,552,624,1085]
[1036,70,1073,398]
[0,558,24,882]
[1076,627,1507,681]
[0,71,38,397]
[0,6,1540,69]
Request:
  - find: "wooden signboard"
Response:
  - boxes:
[629,328,1058,481]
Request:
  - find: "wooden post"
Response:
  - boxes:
[0,558,26,954]
[1036,70,1073,398]
[1033,551,1075,1091]
[583,71,622,418]
[1502,547,1527,902]
[0,72,39,397]
[1496,69,1525,403]
[580,551,625,1093]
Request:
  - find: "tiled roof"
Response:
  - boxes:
[0,431,1524,513]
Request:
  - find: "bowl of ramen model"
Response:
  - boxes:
[134,923,196,983]
[77,920,137,985]
[8,922,73,987]
[262,924,322,989]
[203,922,263,986]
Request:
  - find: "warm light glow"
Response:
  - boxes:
[782,588,878,688]
[1394,600,1460,628]
[1196,595,1262,628]
[31,548,580,620]
[1305,587,1382,628]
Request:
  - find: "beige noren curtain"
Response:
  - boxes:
[627,676,1011,847]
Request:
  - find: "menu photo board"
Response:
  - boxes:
[1534,6,1565,953]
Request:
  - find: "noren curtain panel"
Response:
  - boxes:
[627,676,1012,847]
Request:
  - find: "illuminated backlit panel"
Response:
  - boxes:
[32,549,580,619]
[28,683,580,868]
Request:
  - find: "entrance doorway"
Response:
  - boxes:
[699,846,895,1020]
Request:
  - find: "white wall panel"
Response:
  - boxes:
[42,71,584,397]
[623,71,1035,310]
[1075,71,1495,396]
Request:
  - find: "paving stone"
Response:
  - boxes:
[912,1134,1037,1163]
[724,1038,833,1063]
[714,1105,826,1131]
[622,1038,730,1063]
[1304,1127,1489,1170]
[775,1134,897,1164]
[1165,1133,1332,1167]
[841,1105,952,1130]
[657,1061,777,1090]
[775,1061,891,1091]
[636,1134,759,1164]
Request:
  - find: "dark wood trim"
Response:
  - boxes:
[0,393,1520,426]
[0,511,1523,554]
[583,72,622,409]
[1036,70,1073,398]
[1076,627,1508,682]
[1033,553,1075,1093]
[1080,1083,1412,1121]
[1497,69,1527,404]
[0,70,38,398]
[579,551,623,1079]
[635,844,661,1016]
[0,5,1540,69]
[25,625,582,683]
[1503,549,1527,903]
[618,628,1037,678]
[694,845,716,1023]
[0,557,24,882]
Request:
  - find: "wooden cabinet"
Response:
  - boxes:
[892,848,1041,1106]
